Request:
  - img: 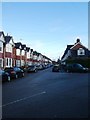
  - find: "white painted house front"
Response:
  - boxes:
[0,32,5,68]
[5,36,15,67]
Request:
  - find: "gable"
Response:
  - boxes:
[70,43,86,50]
[9,38,15,46]
[0,34,5,43]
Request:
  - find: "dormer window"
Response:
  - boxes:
[77,48,85,55]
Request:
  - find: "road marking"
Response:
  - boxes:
[1,91,46,108]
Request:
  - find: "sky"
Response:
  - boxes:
[1,2,88,61]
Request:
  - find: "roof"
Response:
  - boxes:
[15,42,22,49]
[5,36,13,44]
[61,45,73,59]
[33,51,37,55]
[21,44,26,50]
[0,31,5,37]
[26,47,30,52]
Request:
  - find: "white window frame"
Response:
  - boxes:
[16,49,20,56]
[0,41,3,53]
[6,43,12,53]
[0,58,3,68]
[77,48,85,56]
[27,52,30,58]
[5,58,12,67]
[16,60,20,67]
[22,50,25,56]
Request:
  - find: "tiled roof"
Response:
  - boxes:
[0,31,4,37]
[61,45,73,59]
[5,36,12,44]
[15,42,22,49]
[21,44,26,50]
[26,47,30,52]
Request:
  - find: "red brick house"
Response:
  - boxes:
[4,35,15,68]
[0,31,5,68]
[15,42,22,67]
[30,49,33,65]
[61,39,90,67]
[21,44,26,66]
[26,47,30,65]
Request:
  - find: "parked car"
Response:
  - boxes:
[52,64,60,72]
[4,67,24,79]
[27,65,38,73]
[19,66,27,72]
[66,63,89,73]
[0,69,11,82]
[36,65,43,70]
[13,67,25,78]
[4,67,17,79]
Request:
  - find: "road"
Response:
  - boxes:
[2,67,88,119]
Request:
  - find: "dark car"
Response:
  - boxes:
[4,67,24,79]
[52,65,60,72]
[27,65,38,73]
[66,63,89,73]
[13,67,25,78]
[0,69,11,82]
[4,67,17,79]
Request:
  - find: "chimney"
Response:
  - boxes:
[76,38,80,43]
[7,33,8,36]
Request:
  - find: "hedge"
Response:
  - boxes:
[66,58,90,68]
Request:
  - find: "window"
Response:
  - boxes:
[6,58,12,67]
[6,58,8,66]
[6,44,12,53]
[21,60,24,66]
[27,52,30,58]
[22,50,25,55]
[9,58,12,67]
[16,60,20,67]
[0,59,3,68]
[0,41,3,52]
[16,49,20,55]
[77,48,85,55]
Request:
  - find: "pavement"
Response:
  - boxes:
[2,67,89,119]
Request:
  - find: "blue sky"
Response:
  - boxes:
[2,2,88,60]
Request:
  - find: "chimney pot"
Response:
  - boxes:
[76,38,80,43]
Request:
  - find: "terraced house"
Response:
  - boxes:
[0,31,52,69]
[26,47,31,66]
[15,42,22,67]
[4,35,15,68]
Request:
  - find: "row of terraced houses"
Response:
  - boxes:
[0,31,52,69]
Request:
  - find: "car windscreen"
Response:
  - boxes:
[28,66,34,68]
[75,64,83,68]
[5,68,13,71]
[14,67,21,71]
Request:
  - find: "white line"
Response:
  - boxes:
[1,91,46,108]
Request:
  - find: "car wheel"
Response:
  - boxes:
[16,74,18,79]
[8,76,11,82]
